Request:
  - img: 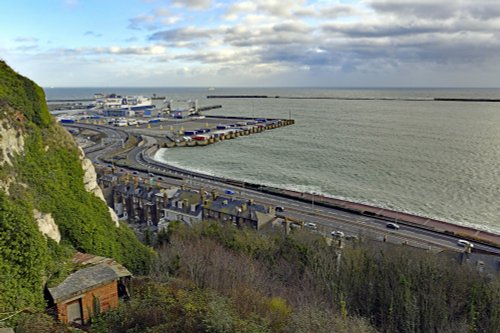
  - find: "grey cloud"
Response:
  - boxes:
[320,4,358,18]
[322,21,442,38]
[368,0,457,19]
[224,0,307,19]
[256,2,292,16]
[84,31,102,37]
[368,0,500,21]
[176,51,254,64]
[224,25,313,47]
[128,7,180,30]
[56,45,167,57]
[292,7,317,17]
[149,27,215,42]
[15,45,39,52]
[128,14,157,30]
[125,37,139,42]
[14,36,39,43]
[171,0,212,10]
[153,7,171,16]
[273,22,312,34]
[259,45,334,67]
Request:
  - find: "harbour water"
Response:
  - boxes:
[45,87,500,233]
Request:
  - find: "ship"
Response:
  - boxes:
[94,93,155,111]
[94,93,156,117]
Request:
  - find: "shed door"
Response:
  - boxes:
[66,299,83,325]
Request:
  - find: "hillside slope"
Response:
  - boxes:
[0,60,153,314]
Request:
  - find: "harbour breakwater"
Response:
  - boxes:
[207,95,500,102]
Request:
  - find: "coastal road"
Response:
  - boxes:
[66,123,500,257]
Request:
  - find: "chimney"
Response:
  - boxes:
[211,190,218,200]
[241,202,247,212]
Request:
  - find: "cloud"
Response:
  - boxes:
[273,21,312,34]
[149,27,216,42]
[171,0,212,10]
[368,0,500,21]
[84,31,102,38]
[223,0,308,20]
[128,14,158,30]
[53,45,169,57]
[319,4,360,18]
[175,49,256,65]
[322,21,443,38]
[223,1,256,20]
[128,7,182,30]
[8,0,500,87]
[14,36,39,43]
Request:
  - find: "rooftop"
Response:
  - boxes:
[48,253,131,303]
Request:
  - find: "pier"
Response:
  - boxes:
[159,117,295,148]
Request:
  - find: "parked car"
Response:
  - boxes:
[457,239,474,248]
[386,222,400,230]
[275,206,285,212]
[331,231,345,238]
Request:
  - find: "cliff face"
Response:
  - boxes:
[80,148,119,226]
[0,60,152,313]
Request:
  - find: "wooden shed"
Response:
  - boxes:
[47,253,131,325]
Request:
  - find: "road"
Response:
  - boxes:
[65,123,500,257]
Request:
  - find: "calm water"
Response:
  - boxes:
[45,87,500,233]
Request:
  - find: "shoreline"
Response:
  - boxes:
[153,148,500,246]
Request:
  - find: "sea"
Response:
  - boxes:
[44,87,500,234]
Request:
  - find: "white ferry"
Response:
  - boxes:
[94,93,155,112]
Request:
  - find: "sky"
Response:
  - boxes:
[1,0,500,87]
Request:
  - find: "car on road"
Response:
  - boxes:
[225,189,235,195]
[306,222,318,230]
[275,206,285,212]
[386,222,400,230]
[331,231,345,238]
[457,239,474,248]
[132,171,138,175]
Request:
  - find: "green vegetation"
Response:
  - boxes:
[92,222,500,333]
[0,60,50,127]
[0,192,49,311]
[13,125,153,274]
[0,60,153,322]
